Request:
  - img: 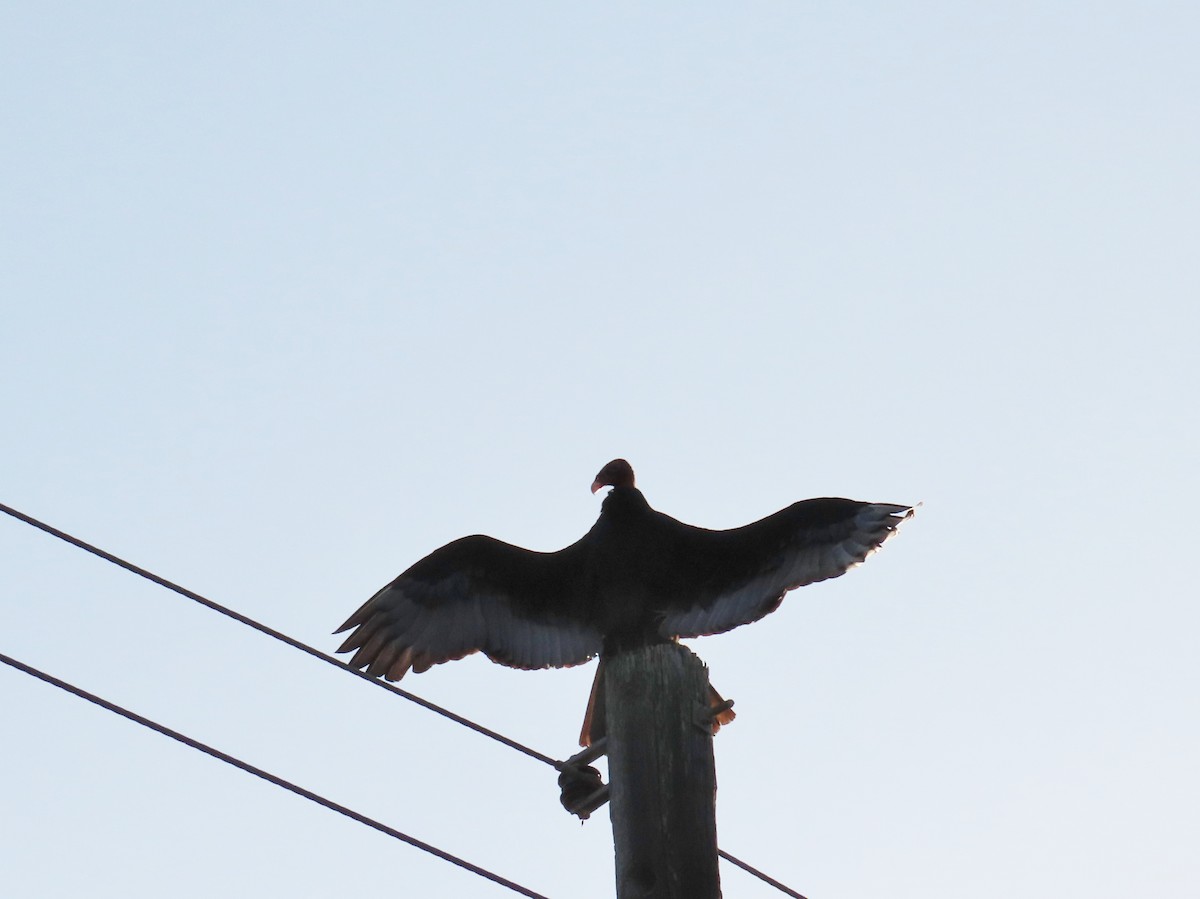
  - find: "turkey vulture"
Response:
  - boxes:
[335,459,912,744]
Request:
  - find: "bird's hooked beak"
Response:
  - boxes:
[591,459,635,494]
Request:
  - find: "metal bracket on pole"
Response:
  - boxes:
[558,738,611,820]
[562,737,609,769]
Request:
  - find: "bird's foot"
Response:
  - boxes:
[694,697,736,735]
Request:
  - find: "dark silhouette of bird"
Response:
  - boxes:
[335,459,912,744]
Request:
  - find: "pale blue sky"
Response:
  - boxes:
[2,4,1197,897]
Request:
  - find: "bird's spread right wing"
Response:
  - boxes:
[335,535,602,680]
[660,499,913,639]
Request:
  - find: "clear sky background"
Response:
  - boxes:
[2,4,1197,898]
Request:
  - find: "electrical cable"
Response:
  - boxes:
[719,849,809,899]
[0,501,556,768]
[0,650,549,899]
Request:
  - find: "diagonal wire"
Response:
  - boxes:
[0,650,549,899]
[1,500,809,899]
[0,501,556,768]
[719,849,809,898]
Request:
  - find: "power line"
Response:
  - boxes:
[1,500,809,899]
[719,850,809,899]
[0,650,550,899]
[0,500,556,768]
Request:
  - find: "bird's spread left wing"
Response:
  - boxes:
[335,535,602,679]
[660,499,913,639]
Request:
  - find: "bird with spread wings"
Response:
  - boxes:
[336,459,912,745]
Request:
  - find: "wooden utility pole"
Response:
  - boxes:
[605,643,722,899]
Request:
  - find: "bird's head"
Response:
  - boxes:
[591,459,636,494]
